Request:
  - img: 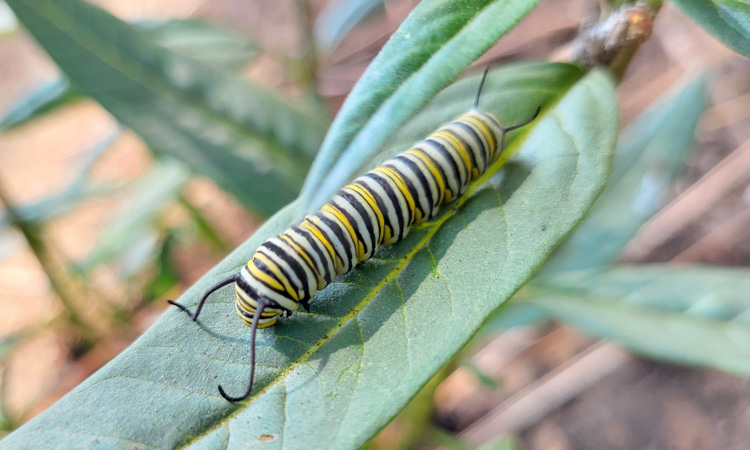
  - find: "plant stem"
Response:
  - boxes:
[0,180,98,343]
[177,194,229,252]
[291,0,327,113]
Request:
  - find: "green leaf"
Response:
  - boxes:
[537,73,707,275]
[0,131,118,234]
[314,0,386,56]
[79,160,189,276]
[0,68,617,449]
[528,265,750,376]
[0,78,78,131]
[298,0,542,215]
[137,18,259,72]
[672,0,750,58]
[6,0,328,216]
[0,1,17,35]
[0,18,258,131]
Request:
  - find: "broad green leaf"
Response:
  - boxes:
[672,0,750,58]
[314,0,386,56]
[527,265,750,376]
[536,73,707,275]
[79,160,189,276]
[0,67,617,449]
[298,0,542,214]
[7,0,328,216]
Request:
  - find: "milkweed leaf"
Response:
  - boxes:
[0,68,617,449]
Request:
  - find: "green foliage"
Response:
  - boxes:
[538,73,707,275]
[0,68,618,449]
[314,0,386,56]
[298,0,542,214]
[528,265,750,375]
[0,79,77,131]
[0,17,259,131]
[672,0,750,58]
[4,0,750,446]
[484,72,708,334]
[5,0,327,216]
[137,19,259,72]
[78,160,189,276]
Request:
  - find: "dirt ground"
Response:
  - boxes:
[0,0,749,448]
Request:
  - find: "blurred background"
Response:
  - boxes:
[0,0,749,448]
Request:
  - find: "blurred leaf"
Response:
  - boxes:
[464,360,499,389]
[537,72,707,275]
[314,0,386,56]
[79,160,189,276]
[0,68,618,449]
[297,0,542,215]
[478,436,522,450]
[0,18,258,131]
[0,329,32,364]
[0,131,118,232]
[7,0,328,217]
[137,18,259,72]
[0,79,78,131]
[177,194,229,252]
[0,1,16,34]
[481,73,707,335]
[528,265,750,376]
[672,0,750,58]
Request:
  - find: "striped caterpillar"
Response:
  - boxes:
[169,70,539,402]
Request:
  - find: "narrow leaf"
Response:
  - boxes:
[0,68,617,449]
[314,0,386,56]
[0,78,77,131]
[672,0,750,58]
[528,265,750,376]
[79,160,189,276]
[298,0,541,214]
[0,131,118,232]
[7,0,327,216]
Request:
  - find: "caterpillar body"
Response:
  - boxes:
[169,70,539,402]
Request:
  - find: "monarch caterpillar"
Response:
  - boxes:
[169,69,540,402]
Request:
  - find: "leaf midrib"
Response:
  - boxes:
[26,0,311,176]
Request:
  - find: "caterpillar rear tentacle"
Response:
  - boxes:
[169,68,541,403]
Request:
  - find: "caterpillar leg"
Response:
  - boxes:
[218,300,268,402]
[168,274,238,321]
